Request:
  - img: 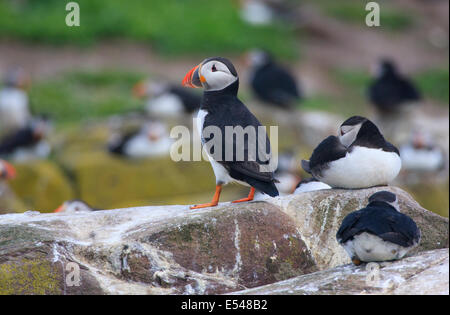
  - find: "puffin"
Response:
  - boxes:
[336,191,421,265]
[273,150,301,194]
[293,177,331,194]
[247,50,302,109]
[0,116,51,161]
[302,116,402,188]
[133,80,201,117]
[54,200,95,213]
[368,59,421,114]
[0,67,32,135]
[182,56,279,209]
[399,131,445,172]
[108,121,172,158]
[0,159,16,180]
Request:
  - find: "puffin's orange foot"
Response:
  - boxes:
[352,258,362,266]
[190,202,219,210]
[231,187,255,203]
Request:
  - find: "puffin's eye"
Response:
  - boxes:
[212,64,217,72]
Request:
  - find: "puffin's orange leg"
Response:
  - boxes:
[190,185,222,209]
[232,187,255,203]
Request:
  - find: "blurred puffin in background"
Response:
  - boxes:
[247,50,302,109]
[274,150,301,194]
[133,80,201,117]
[182,56,279,209]
[0,67,32,135]
[237,0,302,27]
[302,116,401,188]
[108,120,173,158]
[0,159,16,180]
[368,59,422,114]
[54,199,95,213]
[337,191,420,265]
[0,116,51,162]
[400,131,445,172]
[293,177,331,194]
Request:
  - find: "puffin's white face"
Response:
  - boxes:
[338,123,362,148]
[199,60,238,91]
[55,200,92,213]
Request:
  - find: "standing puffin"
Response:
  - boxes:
[247,50,302,109]
[54,200,95,213]
[182,57,279,209]
[302,116,401,188]
[0,159,16,180]
[0,67,32,135]
[368,59,421,114]
[133,80,201,117]
[337,191,421,265]
[293,177,331,194]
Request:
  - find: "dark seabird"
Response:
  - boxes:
[302,116,401,188]
[248,50,302,109]
[336,191,421,265]
[368,59,421,113]
[182,56,279,209]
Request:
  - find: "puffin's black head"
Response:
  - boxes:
[182,57,238,91]
[247,49,273,68]
[3,67,30,89]
[368,191,399,211]
[374,59,397,78]
[338,116,385,148]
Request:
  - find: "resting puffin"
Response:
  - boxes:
[54,200,95,213]
[0,67,32,135]
[400,131,445,172]
[368,59,421,114]
[248,50,302,109]
[108,121,172,158]
[0,159,16,180]
[293,177,331,194]
[0,117,51,161]
[182,57,279,209]
[337,191,421,265]
[302,116,401,188]
[133,80,201,117]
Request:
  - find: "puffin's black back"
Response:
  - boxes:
[307,136,347,172]
[0,127,37,155]
[368,66,421,111]
[336,201,420,247]
[350,120,399,154]
[202,80,279,197]
[251,62,301,108]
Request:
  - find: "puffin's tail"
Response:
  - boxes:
[301,160,312,174]
[247,178,279,197]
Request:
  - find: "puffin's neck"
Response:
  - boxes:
[367,201,397,211]
[201,79,239,112]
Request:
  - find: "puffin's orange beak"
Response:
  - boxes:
[0,161,16,180]
[53,204,66,213]
[133,81,148,98]
[182,64,203,88]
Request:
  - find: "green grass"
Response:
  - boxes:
[27,70,145,125]
[317,0,413,31]
[0,0,297,58]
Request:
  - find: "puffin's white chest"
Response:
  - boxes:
[319,146,402,188]
[342,232,415,262]
[0,88,30,130]
[196,109,236,185]
[400,146,444,171]
[145,94,184,117]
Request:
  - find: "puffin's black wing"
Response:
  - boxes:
[251,64,301,108]
[337,203,420,247]
[303,136,347,176]
[108,129,140,156]
[0,127,36,155]
[203,98,278,197]
[168,86,201,113]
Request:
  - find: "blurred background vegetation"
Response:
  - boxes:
[0,0,448,217]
